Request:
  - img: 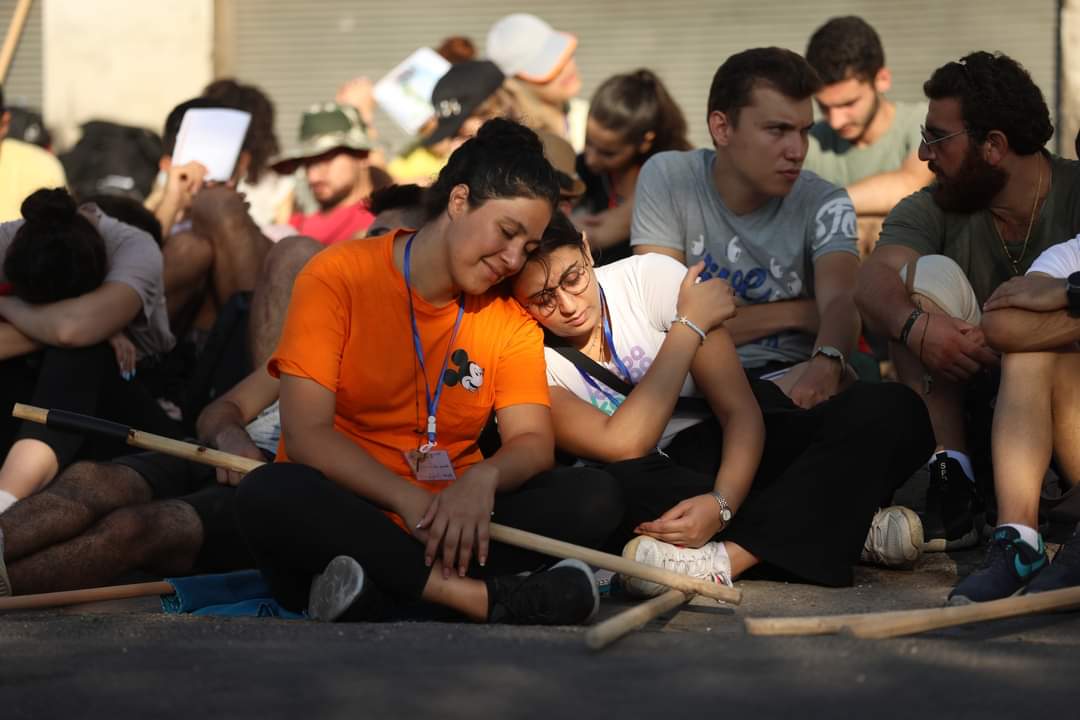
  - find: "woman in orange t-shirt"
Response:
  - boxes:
[234,119,622,625]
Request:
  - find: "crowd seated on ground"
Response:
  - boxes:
[0,13,1078,621]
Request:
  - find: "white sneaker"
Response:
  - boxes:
[862,506,923,569]
[620,536,733,598]
[307,555,366,622]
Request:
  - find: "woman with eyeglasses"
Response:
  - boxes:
[512,214,935,592]
[234,119,623,626]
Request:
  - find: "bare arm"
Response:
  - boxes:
[632,243,685,262]
[0,322,41,361]
[725,300,819,346]
[0,282,143,348]
[855,243,921,339]
[195,367,281,485]
[982,273,1080,351]
[845,152,933,217]
[811,252,861,356]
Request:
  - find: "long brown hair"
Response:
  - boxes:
[589,70,691,161]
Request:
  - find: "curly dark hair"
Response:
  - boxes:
[589,69,692,162]
[923,51,1052,155]
[423,118,559,221]
[203,79,282,184]
[707,48,821,127]
[805,16,885,85]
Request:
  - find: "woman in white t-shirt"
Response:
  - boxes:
[512,213,937,591]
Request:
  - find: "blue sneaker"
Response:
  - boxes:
[948,526,1048,605]
[1026,526,1080,595]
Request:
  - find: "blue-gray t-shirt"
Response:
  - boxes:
[629,149,858,368]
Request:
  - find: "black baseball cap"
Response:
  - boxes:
[423,60,505,147]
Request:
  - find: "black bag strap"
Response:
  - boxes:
[548,342,709,414]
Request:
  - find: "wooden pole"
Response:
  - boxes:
[12,404,742,605]
[0,0,33,85]
[0,581,173,612]
[745,585,1080,639]
[584,589,691,650]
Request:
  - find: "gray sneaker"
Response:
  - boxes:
[861,506,924,569]
[0,528,11,597]
[307,555,367,622]
[620,536,733,598]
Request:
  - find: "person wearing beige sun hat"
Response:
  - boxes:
[486,14,588,154]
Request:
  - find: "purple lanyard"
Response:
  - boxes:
[576,285,633,406]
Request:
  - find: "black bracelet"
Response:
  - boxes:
[897,308,924,345]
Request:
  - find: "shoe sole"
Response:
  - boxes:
[947,583,1025,607]
[551,558,600,624]
[620,536,668,599]
[923,527,980,553]
[308,555,365,622]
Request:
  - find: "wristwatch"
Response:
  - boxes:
[812,345,847,377]
[710,491,733,527]
[1068,272,1080,318]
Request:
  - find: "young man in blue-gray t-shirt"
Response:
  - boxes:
[631,47,860,411]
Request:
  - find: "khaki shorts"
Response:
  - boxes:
[899,255,982,325]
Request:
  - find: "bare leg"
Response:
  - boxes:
[191,187,271,312]
[247,236,322,368]
[891,294,967,453]
[0,439,58,502]
[1,462,151,561]
[7,500,202,594]
[993,352,1056,528]
[420,562,489,622]
[163,230,213,333]
[1051,350,1080,488]
[725,541,760,579]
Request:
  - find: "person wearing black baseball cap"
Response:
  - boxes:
[423,61,522,152]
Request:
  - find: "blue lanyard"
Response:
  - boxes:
[576,285,633,407]
[404,233,464,451]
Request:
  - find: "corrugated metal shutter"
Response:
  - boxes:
[227,0,1059,155]
[0,0,43,111]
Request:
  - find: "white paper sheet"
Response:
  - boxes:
[171,108,252,182]
[374,47,451,136]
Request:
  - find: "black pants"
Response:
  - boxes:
[234,464,623,614]
[0,343,181,469]
[604,380,935,587]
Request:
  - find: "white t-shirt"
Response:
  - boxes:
[1028,234,1080,278]
[544,253,710,449]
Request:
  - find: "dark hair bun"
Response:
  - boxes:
[21,187,78,224]
[474,116,543,154]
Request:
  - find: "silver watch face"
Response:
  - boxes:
[721,508,733,523]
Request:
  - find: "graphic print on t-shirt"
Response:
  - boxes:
[443,348,484,392]
[583,345,654,416]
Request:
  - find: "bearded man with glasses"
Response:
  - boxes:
[855,51,1080,567]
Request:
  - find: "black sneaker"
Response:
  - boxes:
[486,559,600,625]
[948,526,1048,605]
[921,452,979,552]
[307,555,391,622]
[1026,526,1080,594]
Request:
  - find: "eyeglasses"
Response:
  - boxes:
[525,258,591,316]
[919,125,968,147]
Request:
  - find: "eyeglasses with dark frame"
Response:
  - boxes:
[524,253,592,316]
[919,125,968,147]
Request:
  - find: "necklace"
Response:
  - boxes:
[998,156,1044,275]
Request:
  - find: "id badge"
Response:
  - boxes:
[403,448,457,483]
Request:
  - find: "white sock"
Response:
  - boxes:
[936,450,975,483]
[1000,523,1041,550]
[0,490,17,514]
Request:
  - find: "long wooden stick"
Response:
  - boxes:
[0,0,33,85]
[0,581,172,612]
[13,404,742,605]
[584,589,691,650]
[745,585,1080,639]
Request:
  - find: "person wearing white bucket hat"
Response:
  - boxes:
[486,14,588,153]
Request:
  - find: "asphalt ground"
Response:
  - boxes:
[4,468,1080,718]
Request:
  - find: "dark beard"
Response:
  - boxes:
[847,93,880,145]
[316,185,355,212]
[931,146,1008,213]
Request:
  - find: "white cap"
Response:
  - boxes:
[486,13,577,84]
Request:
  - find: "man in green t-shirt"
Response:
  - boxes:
[856,51,1080,556]
[803,16,934,255]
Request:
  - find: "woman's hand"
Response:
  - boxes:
[635,493,724,549]
[108,333,137,380]
[677,261,737,333]
[416,464,498,578]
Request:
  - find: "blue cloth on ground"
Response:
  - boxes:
[161,570,305,619]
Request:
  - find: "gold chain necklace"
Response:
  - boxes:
[998,157,1044,275]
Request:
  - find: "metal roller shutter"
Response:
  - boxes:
[226,0,1060,155]
[0,0,43,112]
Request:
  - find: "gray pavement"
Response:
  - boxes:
[4,546,1080,719]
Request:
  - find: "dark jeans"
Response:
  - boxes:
[0,343,181,469]
[604,380,935,587]
[234,463,623,613]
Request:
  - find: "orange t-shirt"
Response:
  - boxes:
[268,230,550,519]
